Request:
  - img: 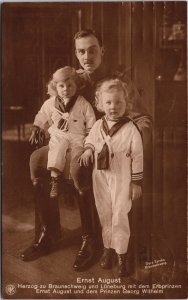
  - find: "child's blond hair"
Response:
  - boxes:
[47,66,80,96]
[95,77,130,113]
[95,74,146,116]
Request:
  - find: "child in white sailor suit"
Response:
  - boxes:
[30,66,96,198]
[79,76,143,277]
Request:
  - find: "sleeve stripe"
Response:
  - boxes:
[132,173,143,180]
[132,174,143,178]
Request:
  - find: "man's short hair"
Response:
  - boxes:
[74,29,103,47]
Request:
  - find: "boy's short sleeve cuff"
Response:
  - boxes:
[131,172,143,185]
[84,143,95,152]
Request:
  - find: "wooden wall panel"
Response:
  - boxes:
[92,2,103,35]
[2,4,73,123]
[2,7,43,121]
[131,2,155,115]
[102,3,119,70]
[122,2,132,76]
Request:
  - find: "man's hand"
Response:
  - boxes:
[135,116,152,131]
[79,149,94,167]
[29,126,45,147]
[134,116,152,146]
[131,182,142,201]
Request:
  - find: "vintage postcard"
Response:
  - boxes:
[2,1,187,299]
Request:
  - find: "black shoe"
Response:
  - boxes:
[73,235,96,271]
[50,176,61,198]
[100,248,114,269]
[20,227,60,262]
[117,254,129,277]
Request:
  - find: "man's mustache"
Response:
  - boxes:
[84,60,93,64]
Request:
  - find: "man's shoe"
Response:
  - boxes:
[50,176,61,198]
[20,227,60,262]
[100,248,114,269]
[73,235,96,271]
[117,254,129,277]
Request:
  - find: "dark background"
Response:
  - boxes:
[2,2,187,297]
[3,2,186,123]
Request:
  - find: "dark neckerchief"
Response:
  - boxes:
[102,115,130,137]
[55,94,78,113]
[97,116,130,170]
[55,94,78,130]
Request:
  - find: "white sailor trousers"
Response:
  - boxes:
[47,128,84,173]
[92,153,132,254]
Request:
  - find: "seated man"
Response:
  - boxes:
[21,29,152,272]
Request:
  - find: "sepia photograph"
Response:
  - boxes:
[2,1,187,299]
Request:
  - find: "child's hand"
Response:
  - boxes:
[131,183,142,200]
[79,149,93,167]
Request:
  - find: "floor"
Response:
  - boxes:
[2,128,187,300]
